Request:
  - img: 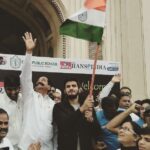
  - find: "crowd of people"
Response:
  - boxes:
[0,32,150,150]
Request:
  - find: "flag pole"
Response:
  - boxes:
[89,43,100,97]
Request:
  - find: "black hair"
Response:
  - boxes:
[101,96,119,110]
[139,127,150,135]
[121,121,141,135]
[63,77,80,89]
[141,99,150,105]
[36,76,53,86]
[144,106,150,116]
[135,100,142,105]
[117,92,130,104]
[101,96,119,120]
[4,75,20,88]
[130,121,141,135]
[120,86,132,94]
[0,108,9,119]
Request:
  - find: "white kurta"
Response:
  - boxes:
[0,91,23,149]
[0,137,14,150]
[19,53,56,150]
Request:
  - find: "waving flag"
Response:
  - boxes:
[84,0,106,11]
[60,0,106,43]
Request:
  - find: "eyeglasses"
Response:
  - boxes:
[119,126,136,135]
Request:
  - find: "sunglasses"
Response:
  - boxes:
[119,126,136,135]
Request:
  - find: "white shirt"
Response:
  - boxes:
[0,91,23,147]
[97,81,114,103]
[118,107,140,122]
[19,53,56,150]
[0,137,14,150]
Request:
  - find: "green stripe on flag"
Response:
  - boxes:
[60,19,103,43]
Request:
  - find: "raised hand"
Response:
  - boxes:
[111,74,121,83]
[28,142,41,150]
[128,103,141,114]
[22,32,37,53]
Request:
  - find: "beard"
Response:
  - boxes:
[0,127,8,139]
[66,93,78,100]
[0,127,8,133]
[7,93,18,102]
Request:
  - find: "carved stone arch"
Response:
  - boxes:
[0,0,67,57]
[50,0,68,58]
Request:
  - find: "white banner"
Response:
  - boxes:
[0,54,120,75]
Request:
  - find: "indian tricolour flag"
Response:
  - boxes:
[60,0,106,43]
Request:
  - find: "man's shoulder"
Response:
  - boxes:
[54,101,68,110]
[2,137,10,143]
[54,101,64,107]
[0,137,13,148]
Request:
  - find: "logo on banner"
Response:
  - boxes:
[10,55,22,69]
[0,56,7,65]
[107,63,119,71]
[32,61,57,68]
[72,63,107,70]
[60,61,72,69]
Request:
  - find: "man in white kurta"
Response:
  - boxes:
[18,32,56,150]
[0,137,14,150]
[0,108,14,150]
[0,77,23,150]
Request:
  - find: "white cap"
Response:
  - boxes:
[55,88,62,95]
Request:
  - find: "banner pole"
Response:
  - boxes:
[89,44,100,97]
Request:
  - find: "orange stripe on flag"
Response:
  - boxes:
[84,0,106,11]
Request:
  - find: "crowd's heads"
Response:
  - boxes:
[0,108,9,142]
[118,92,131,109]
[48,86,56,99]
[35,76,51,95]
[118,121,141,147]
[63,78,80,89]
[63,78,80,101]
[140,99,150,119]
[120,86,132,97]
[101,96,119,120]
[4,75,20,102]
[144,106,150,116]
[53,88,62,103]
[141,99,150,109]
[143,106,150,128]
[138,127,150,150]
